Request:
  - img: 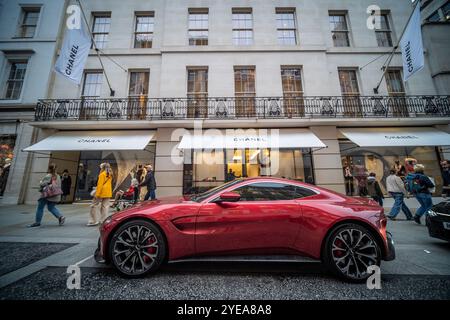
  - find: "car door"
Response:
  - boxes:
[195,182,303,255]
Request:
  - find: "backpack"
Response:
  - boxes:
[406,174,424,194]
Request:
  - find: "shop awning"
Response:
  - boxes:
[339,127,450,147]
[177,128,326,149]
[24,130,156,152]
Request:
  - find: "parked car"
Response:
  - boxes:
[95,177,395,282]
[426,200,450,242]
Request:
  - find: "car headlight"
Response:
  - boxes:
[427,209,437,217]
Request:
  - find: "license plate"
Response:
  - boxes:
[443,222,450,230]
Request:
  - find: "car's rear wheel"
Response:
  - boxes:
[109,219,166,277]
[323,223,381,282]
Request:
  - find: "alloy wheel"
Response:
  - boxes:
[112,224,159,275]
[331,228,379,280]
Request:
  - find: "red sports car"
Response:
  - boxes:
[95,177,395,282]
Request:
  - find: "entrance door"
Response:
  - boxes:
[195,181,303,255]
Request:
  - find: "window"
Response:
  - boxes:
[187,68,208,118]
[92,13,111,49]
[134,13,154,48]
[128,71,149,120]
[233,182,315,201]
[338,69,361,116]
[234,67,256,117]
[281,67,304,117]
[82,72,103,97]
[188,9,208,46]
[426,1,450,22]
[385,69,408,117]
[3,61,27,100]
[385,70,405,96]
[376,14,393,47]
[329,13,350,47]
[232,8,253,45]
[276,9,297,45]
[17,7,40,38]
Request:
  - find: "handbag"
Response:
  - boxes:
[41,176,63,198]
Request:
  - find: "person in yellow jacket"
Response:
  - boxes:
[88,162,113,226]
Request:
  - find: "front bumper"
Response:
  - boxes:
[384,231,396,261]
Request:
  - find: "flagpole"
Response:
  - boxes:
[373,0,421,94]
[76,0,116,96]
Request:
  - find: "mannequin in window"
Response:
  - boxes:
[343,161,354,196]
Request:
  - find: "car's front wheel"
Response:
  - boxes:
[109,219,166,277]
[323,223,381,282]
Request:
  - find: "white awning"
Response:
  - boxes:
[24,130,156,152]
[178,128,326,149]
[339,127,450,147]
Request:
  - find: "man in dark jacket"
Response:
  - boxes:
[406,164,434,224]
[140,164,157,201]
[367,172,384,206]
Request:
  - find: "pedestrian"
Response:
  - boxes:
[0,158,11,196]
[393,160,406,179]
[406,164,435,225]
[386,169,413,221]
[140,164,157,201]
[440,160,450,198]
[226,169,236,182]
[60,169,72,202]
[367,172,384,206]
[27,163,66,227]
[88,162,113,226]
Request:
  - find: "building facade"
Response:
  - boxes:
[12,0,450,204]
[0,0,68,204]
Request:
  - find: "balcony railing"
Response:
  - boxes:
[34,95,450,121]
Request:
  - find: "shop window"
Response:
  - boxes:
[0,135,16,196]
[339,140,443,196]
[74,143,156,201]
[183,147,315,194]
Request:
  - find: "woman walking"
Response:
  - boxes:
[88,162,113,226]
[28,163,66,227]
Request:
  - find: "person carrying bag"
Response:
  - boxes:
[28,163,66,228]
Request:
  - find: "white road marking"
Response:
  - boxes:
[74,255,94,266]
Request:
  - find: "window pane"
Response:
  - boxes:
[4,62,27,99]
[129,72,149,96]
[338,70,359,94]
[82,73,103,97]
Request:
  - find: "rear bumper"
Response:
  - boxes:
[426,216,450,242]
[384,231,396,261]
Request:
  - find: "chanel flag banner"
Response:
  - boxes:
[54,21,91,84]
[400,3,424,82]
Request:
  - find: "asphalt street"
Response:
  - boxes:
[0,203,449,300]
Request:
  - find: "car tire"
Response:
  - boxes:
[109,219,166,278]
[323,223,381,283]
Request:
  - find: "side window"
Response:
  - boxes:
[232,182,315,201]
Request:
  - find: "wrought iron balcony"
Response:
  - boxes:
[34,95,450,121]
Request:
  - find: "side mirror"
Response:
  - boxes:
[214,191,241,203]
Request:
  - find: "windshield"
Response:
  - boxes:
[190,179,243,203]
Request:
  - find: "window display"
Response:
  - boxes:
[183,148,314,194]
[340,140,442,196]
[0,135,16,196]
[75,143,156,201]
